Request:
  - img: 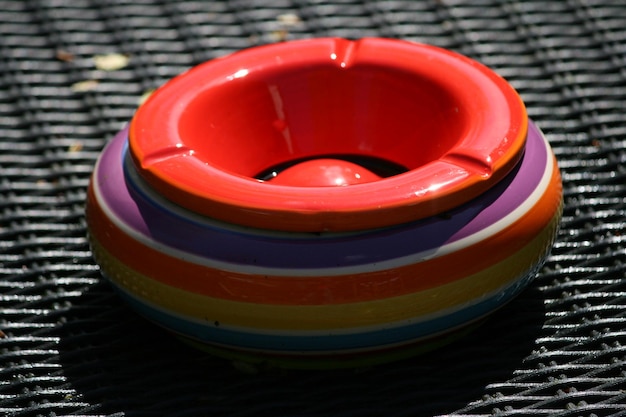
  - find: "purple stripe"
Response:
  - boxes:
[94,122,547,269]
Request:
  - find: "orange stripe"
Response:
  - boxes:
[86,157,561,305]
[90,211,560,330]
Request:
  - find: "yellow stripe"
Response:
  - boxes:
[91,205,560,331]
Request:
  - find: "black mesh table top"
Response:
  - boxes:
[1,1,625,416]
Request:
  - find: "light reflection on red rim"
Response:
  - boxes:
[130,38,527,232]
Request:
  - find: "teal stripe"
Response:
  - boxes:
[107,260,542,353]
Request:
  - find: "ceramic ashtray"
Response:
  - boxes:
[86,38,562,369]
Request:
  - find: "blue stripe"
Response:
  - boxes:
[109,263,541,352]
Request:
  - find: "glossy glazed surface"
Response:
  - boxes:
[267,158,382,186]
[90,123,558,300]
[85,38,563,368]
[86,121,563,365]
[130,37,527,232]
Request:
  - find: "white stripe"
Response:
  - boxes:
[93,132,553,277]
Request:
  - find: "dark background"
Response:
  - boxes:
[1,1,625,416]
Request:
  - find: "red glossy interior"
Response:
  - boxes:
[268,158,382,186]
[130,38,527,232]
[178,64,471,181]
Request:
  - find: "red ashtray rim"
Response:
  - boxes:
[129,37,527,232]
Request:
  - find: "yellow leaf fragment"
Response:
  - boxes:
[94,53,130,71]
[68,142,84,153]
[71,79,99,92]
[270,29,289,42]
[277,13,301,26]
[138,89,156,106]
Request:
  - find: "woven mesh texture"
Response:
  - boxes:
[1,1,625,416]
